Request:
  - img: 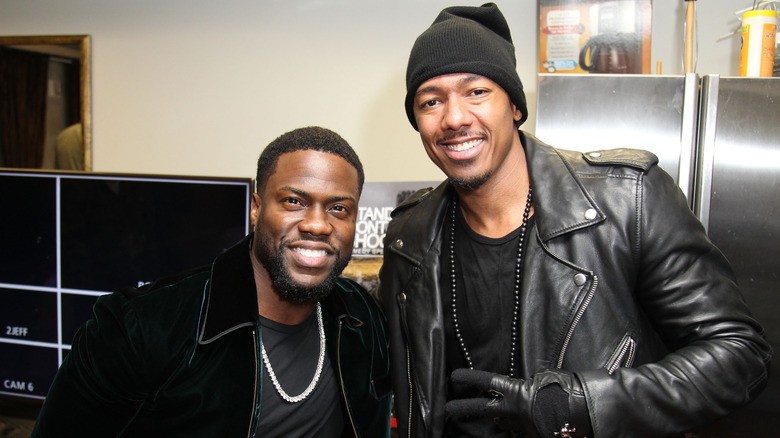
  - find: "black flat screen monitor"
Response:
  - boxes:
[0,170,251,399]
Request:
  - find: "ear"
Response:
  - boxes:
[250,193,262,229]
[511,102,523,125]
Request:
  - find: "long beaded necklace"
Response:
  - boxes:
[449,188,532,378]
[261,302,325,403]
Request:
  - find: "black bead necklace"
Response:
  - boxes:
[449,188,532,378]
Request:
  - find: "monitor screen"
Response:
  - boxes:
[0,170,251,399]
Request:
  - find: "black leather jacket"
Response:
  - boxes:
[378,133,771,437]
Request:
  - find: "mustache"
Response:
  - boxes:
[281,235,337,253]
[437,130,487,144]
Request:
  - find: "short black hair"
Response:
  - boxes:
[255,126,365,196]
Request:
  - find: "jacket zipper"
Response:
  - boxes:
[397,292,414,438]
[247,329,259,438]
[557,275,598,368]
[405,343,413,438]
[337,320,359,437]
[607,335,636,374]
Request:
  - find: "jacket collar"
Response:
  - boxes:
[522,132,605,241]
[388,181,454,268]
[198,234,259,344]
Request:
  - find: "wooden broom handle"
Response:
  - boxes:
[685,0,696,73]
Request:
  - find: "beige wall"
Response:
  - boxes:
[0,0,747,182]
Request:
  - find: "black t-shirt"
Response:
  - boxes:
[442,206,534,437]
[256,310,344,437]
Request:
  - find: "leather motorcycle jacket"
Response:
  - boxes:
[378,133,771,437]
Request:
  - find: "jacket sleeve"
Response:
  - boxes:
[32,292,153,437]
[577,165,772,437]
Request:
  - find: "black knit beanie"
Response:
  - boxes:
[404,2,528,131]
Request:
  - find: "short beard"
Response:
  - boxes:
[254,233,350,306]
[450,170,492,191]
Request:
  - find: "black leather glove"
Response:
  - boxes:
[446,368,592,437]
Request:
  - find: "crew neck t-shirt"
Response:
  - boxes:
[256,309,344,437]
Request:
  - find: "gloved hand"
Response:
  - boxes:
[445,368,592,437]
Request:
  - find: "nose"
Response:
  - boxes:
[442,97,472,130]
[298,207,332,236]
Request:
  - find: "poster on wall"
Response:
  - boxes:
[539,0,652,74]
[342,180,437,292]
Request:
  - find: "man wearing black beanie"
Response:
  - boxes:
[379,3,770,438]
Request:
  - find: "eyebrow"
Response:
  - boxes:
[415,74,484,96]
[281,186,357,204]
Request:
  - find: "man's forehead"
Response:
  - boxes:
[270,151,359,198]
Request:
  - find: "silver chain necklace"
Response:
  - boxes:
[261,302,325,403]
[449,188,532,378]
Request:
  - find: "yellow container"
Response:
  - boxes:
[740,10,778,77]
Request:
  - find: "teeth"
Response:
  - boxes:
[294,248,327,258]
[446,139,481,152]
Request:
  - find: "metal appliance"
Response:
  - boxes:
[536,73,780,436]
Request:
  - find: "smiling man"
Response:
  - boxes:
[33,126,392,438]
[378,3,770,438]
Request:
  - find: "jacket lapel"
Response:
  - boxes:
[386,181,453,268]
[521,134,603,373]
[523,133,605,242]
[198,235,258,344]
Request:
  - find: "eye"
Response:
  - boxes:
[330,203,352,217]
[418,98,440,109]
[470,88,489,97]
[282,197,303,208]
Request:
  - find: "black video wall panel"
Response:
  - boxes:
[0,170,251,399]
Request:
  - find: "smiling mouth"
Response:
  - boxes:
[293,247,328,258]
[443,138,482,152]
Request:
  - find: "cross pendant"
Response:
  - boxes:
[554,423,576,437]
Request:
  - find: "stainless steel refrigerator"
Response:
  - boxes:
[536,73,780,436]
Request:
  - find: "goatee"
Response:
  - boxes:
[450,170,492,191]
[255,234,350,305]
